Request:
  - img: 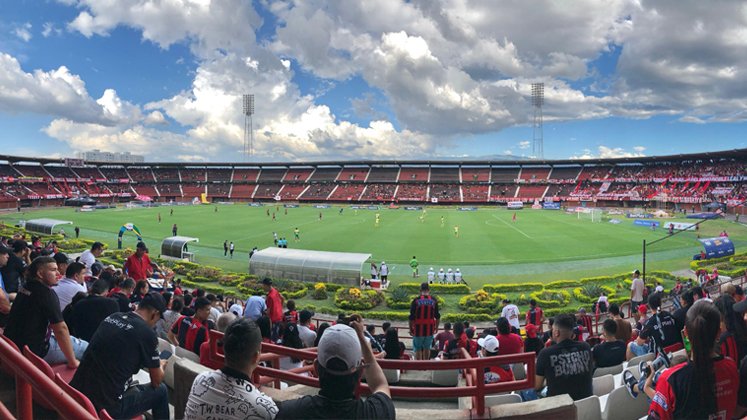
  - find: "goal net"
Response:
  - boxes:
[577,208,603,222]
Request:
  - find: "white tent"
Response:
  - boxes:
[249,247,371,286]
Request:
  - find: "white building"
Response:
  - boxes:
[77,150,144,163]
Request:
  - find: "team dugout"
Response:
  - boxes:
[249,247,371,286]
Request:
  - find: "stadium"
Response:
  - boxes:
[3,1,747,419]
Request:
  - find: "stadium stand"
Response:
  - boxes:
[429,167,460,182]
[519,167,551,181]
[180,168,206,182]
[206,168,233,182]
[132,185,159,198]
[461,167,491,182]
[490,167,520,182]
[13,165,50,178]
[282,168,314,182]
[577,165,613,181]
[206,184,230,198]
[70,166,106,180]
[396,183,428,201]
[367,167,400,182]
[97,166,129,180]
[253,183,284,199]
[126,167,155,182]
[181,183,206,198]
[156,183,182,198]
[299,183,336,201]
[278,184,307,200]
[328,183,365,201]
[257,168,287,182]
[307,167,341,182]
[429,183,461,203]
[152,167,181,182]
[516,185,548,200]
[399,167,430,182]
[338,167,369,181]
[548,166,581,180]
[229,183,256,199]
[232,168,259,182]
[462,184,489,202]
[361,183,397,201]
[44,165,78,179]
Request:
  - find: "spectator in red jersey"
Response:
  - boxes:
[495,317,524,355]
[169,297,216,356]
[442,322,468,360]
[478,335,514,383]
[283,299,299,325]
[199,311,236,369]
[409,282,440,360]
[714,295,747,361]
[648,302,738,419]
[525,299,545,332]
[434,322,455,352]
[123,242,152,281]
[262,278,284,341]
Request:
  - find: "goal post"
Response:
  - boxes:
[577,208,603,222]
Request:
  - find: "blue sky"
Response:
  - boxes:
[1,1,746,162]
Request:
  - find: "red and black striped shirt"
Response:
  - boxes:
[409,294,440,337]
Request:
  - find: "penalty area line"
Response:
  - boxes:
[491,214,533,239]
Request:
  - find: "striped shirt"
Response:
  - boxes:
[409,294,440,337]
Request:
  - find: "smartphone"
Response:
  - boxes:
[159,350,172,360]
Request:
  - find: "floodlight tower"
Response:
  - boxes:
[243,94,255,158]
[531,83,544,159]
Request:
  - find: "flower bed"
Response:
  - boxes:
[334,288,384,311]
[528,289,571,308]
[397,282,470,294]
[386,294,446,310]
[312,283,328,300]
[459,289,507,314]
[572,285,616,304]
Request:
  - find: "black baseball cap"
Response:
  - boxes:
[300,309,314,323]
[53,252,70,264]
[0,246,10,255]
[261,278,272,286]
[139,292,167,318]
[136,241,148,252]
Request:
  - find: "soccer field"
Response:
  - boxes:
[2,204,744,284]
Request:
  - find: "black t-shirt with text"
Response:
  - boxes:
[639,311,679,353]
[3,279,64,357]
[536,339,593,401]
[71,295,120,342]
[70,312,160,412]
[0,254,25,294]
[591,340,626,368]
[277,392,395,420]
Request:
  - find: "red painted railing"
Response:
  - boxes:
[0,337,95,420]
[206,330,535,417]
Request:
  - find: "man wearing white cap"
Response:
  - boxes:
[277,319,395,419]
[437,268,445,283]
[445,268,454,284]
[427,267,435,284]
[454,268,463,284]
[379,261,389,284]
[477,335,514,383]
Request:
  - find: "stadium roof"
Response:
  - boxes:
[2,148,746,167]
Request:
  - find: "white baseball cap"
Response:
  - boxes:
[477,335,500,353]
[439,268,444,271]
[430,267,434,271]
[317,324,362,373]
[456,268,460,272]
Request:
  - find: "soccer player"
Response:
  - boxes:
[440,216,445,227]
[172,223,177,236]
[427,267,435,283]
[223,240,228,256]
[409,256,419,278]
[453,225,459,238]
[272,212,276,221]
[157,213,161,223]
[170,208,173,216]
[437,268,445,283]
[339,207,344,215]
[512,212,517,222]
[319,212,323,221]
[229,242,235,259]
[294,227,300,242]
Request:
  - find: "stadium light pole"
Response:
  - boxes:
[531,83,544,160]
[243,94,255,159]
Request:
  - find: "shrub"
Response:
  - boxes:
[545,280,581,288]
[335,288,383,311]
[529,289,571,308]
[483,283,544,293]
[459,289,506,314]
[312,283,328,300]
[573,285,616,304]
[397,282,470,294]
[386,294,445,310]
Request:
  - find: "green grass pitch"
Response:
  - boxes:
[2,204,744,287]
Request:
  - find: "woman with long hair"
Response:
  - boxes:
[383,328,403,360]
[714,294,747,361]
[129,280,149,304]
[648,302,738,419]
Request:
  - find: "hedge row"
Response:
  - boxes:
[529,290,571,308]
[397,282,470,294]
[482,283,544,293]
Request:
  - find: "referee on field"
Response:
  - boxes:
[409,282,440,360]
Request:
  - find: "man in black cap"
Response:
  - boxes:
[71,292,169,419]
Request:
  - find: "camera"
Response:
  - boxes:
[640,354,669,378]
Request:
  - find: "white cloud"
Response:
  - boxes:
[518,140,531,149]
[13,23,32,42]
[41,23,62,38]
[570,145,647,160]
